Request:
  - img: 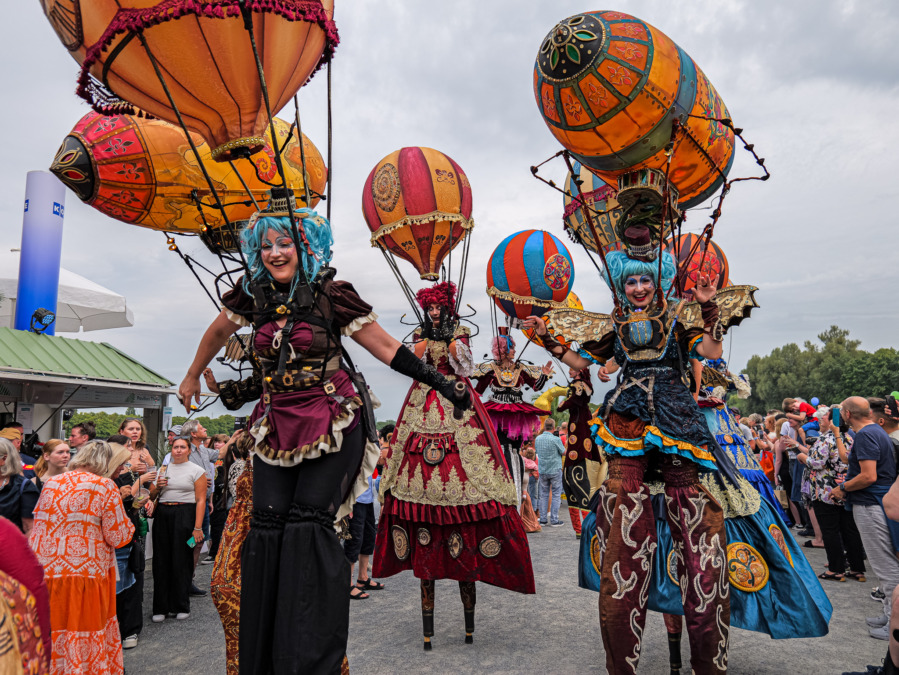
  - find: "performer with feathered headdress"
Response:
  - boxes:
[374,281,535,651]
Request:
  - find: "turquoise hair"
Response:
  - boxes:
[601,250,677,307]
[240,208,334,293]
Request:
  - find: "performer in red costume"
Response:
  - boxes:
[472,329,552,504]
[374,282,535,650]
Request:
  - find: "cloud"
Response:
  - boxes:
[2,0,897,419]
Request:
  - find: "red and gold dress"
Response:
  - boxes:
[374,326,535,593]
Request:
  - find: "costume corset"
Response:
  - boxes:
[253,289,343,393]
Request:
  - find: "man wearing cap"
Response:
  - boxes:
[0,424,36,478]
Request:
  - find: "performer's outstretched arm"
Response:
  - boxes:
[179,310,243,411]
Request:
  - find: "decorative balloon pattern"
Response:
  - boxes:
[487,230,575,321]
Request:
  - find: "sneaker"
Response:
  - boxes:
[200,556,215,565]
[869,624,890,640]
[189,583,207,597]
[842,666,885,675]
[151,615,165,623]
[538,520,548,525]
[175,613,190,620]
[872,587,886,601]
[550,521,565,526]
[122,635,138,649]
[866,614,889,628]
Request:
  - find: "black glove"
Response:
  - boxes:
[390,346,471,415]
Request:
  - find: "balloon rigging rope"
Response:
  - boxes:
[292,94,313,207]
[326,57,333,223]
[133,31,247,273]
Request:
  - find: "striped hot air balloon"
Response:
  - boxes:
[562,160,621,254]
[487,230,575,321]
[362,147,473,281]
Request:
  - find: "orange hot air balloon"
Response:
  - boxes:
[534,11,735,209]
[667,233,730,294]
[362,147,474,281]
[50,112,326,240]
[40,0,336,161]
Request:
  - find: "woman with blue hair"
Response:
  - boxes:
[179,206,470,674]
[524,243,732,674]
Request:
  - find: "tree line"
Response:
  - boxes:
[739,326,898,415]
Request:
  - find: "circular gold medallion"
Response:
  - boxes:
[417,527,432,546]
[448,531,464,559]
[391,525,410,561]
[478,536,502,558]
[727,542,769,592]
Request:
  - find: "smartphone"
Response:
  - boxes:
[187,536,196,549]
[832,408,841,427]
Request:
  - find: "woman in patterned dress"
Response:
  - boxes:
[374,281,535,650]
[29,440,134,675]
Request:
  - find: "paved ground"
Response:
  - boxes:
[125,506,886,674]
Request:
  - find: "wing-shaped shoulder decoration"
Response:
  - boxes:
[521,363,545,379]
[545,308,614,347]
[471,361,493,378]
[673,286,759,333]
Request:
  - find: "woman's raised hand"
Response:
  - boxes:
[521,315,548,337]
[692,273,719,304]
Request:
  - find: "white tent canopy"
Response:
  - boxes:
[0,250,134,332]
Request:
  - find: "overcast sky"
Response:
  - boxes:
[2,1,897,420]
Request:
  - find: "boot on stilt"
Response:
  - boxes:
[421,579,435,651]
[459,581,476,644]
[663,613,683,675]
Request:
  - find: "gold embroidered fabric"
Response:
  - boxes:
[699,470,761,519]
[545,307,614,346]
[380,381,517,507]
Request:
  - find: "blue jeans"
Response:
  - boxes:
[527,474,539,508]
[538,470,563,523]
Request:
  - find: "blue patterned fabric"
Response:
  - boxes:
[701,405,789,522]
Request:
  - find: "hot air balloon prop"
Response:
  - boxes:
[562,161,622,254]
[667,233,730,295]
[487,230,575,327]
[40,0,337,162]
[49,112,326,252]
[534,10,735,210]
[363,146,474,282]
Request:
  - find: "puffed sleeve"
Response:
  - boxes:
[331,280,377,336]
[101,481,136,550]
[448,327,474,377]
[678,325,705,361]
[577,332,615,365]
[221,276,255,328]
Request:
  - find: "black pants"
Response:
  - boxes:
[778,459,807,527]
[344,501,376,564]
[209,504,229,559]
[813,499,866,575]
[239,423,365,675]
[152,503,196,616]
[117,569,143,638]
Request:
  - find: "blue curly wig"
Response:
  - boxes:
[240,208,334,294]
[601,249,677,308]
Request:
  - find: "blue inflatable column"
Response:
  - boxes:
[14,171,66,335]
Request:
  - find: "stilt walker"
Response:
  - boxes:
[373,282,536,650]
[472,328,553,505]
[557,367,606,537]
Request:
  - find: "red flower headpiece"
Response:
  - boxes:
[415,281,457,313]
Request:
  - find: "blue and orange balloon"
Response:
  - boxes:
[487,230,575,321]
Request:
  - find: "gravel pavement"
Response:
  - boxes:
[124,506,886,674]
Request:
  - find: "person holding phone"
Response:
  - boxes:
[149,437,207,623]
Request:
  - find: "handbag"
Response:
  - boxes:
[128,535,146,575]
[773,485,790,509]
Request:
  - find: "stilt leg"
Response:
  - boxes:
[421,579,435,651]
[459,581,476,644]
[663,613,683,675]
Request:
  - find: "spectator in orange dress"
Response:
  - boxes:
[29,440,135,675]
